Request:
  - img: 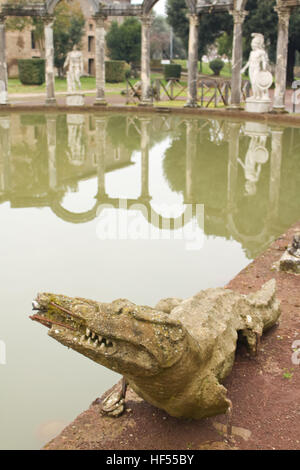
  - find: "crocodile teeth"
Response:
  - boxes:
[86,328,91,337]
[87,338,92,344]
[100,343,105,351]
[80,335,85,342]
[94,339,98,346]
[92,332,96,339]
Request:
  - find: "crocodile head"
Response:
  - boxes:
[30,293,190,378]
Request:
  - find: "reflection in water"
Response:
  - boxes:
[239,122,269,196]
[66,114,85,166]
[0,113,299,258]
[0,112,300,450]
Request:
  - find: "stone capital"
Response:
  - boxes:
[274,6,291,25]
[188,13,199,27]
[42,15,54,26]
[93,14,107,28]
[230,9,248,24]
[139,14,153,26]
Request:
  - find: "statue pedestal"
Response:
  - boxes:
[66,93,85,106]
[245,98,271,113]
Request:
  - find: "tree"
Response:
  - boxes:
[53,0,85,77]
[106,18,141,64]
[150,15,186,59]
[166,0,232,60]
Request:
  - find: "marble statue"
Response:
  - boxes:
[64,45,85,106]
[279,233,300,274]
[31,280,280,420]
[64,45,84,92]
[241,33,273,113]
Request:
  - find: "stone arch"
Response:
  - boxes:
[46,0,99,15]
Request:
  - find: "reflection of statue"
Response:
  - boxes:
[66,114,85,165]
[242,34,272,112]
[64,45,84,93]
[238,122,269,196]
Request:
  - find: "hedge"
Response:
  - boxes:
[105,60,127,83]
[209,58,225,76]
[164,64,181,81]
[18,59,45,85]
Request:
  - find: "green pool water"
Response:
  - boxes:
[0,112,299,449]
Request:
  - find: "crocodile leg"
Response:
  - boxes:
[100,377,128,418]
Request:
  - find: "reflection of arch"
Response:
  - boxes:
[226,213,273,258]
[50,199,98,224]
[46,0,99,14]
[50,193,202,230]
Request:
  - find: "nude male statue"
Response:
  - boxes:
[64,45,84,93]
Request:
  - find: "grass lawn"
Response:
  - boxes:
[8,76,97,94]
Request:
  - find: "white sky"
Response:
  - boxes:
[131,0,167,16]
[153,0,167,16]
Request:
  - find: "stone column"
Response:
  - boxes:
[95,117,107,198]
[0,15,8,105]
[139,15,152,106]
[43,16,56,105]
[140,118,151,198]
[230,9,247,108]
[185,14,199,108]
[273,5,291,112]
[94,16,107,106]
[46,115,57,191]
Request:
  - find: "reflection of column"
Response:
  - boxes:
[230,8,247,108]
[185,120,198,202]
[139,15,153,106]
[273,5,291,112]
[95,117,107,198]
[269,127,283,221]
[94,15,107,106]
[43,16,56,105]
[140,118,151,199]
[0,115,10,194]
[185,14,199,108]
[46,115,57,191]
[0,16,8,105]
[67,114,85,165]
[227,122,241,209]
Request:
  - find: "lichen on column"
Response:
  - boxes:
[185,14,199,108]
[0,15,8,105]
[94,15,107,106]
[43,16,56,105]
[139,14,153,106]
[273,4,291,111]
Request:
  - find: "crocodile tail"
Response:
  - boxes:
[246,279,281,331]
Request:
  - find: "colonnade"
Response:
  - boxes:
[0,0,298,110]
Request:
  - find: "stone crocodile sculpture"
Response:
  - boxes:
[30,279,280,420]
